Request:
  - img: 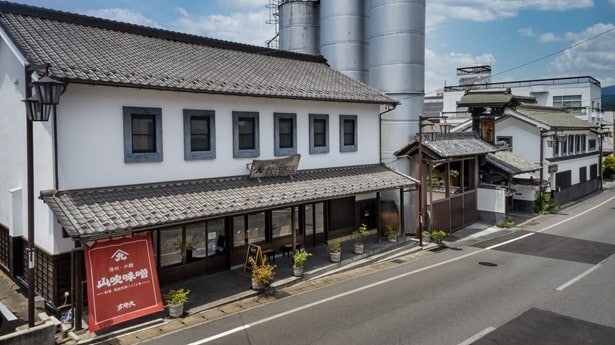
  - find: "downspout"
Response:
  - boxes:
[378,103,398,164]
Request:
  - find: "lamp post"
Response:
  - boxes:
[22,64,65,328]
[417,115,449,247]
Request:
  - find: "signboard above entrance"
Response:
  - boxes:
[249,154,300,179]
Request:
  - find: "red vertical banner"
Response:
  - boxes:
[84,234,163,331]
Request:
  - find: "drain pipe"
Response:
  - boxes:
[379,103,398,165]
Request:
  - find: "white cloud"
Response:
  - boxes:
[84,8,160,28]
[518,27,535,37]
[427,0,593,26]
[424,49,495,94]
[538,33,561,42]
[216,0,268,10]
[170,8,274,46]
[548,23,615,86]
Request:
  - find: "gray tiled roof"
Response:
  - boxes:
[0,2,397,105]
[40,165,417,238]
[514,104,598,129]
[395,132,498,159]
[486,150,540,175]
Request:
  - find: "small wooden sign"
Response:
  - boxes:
[244,244,263,272]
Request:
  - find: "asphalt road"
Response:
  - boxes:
[143,189,615,345]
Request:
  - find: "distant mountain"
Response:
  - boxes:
[603,85,615,111]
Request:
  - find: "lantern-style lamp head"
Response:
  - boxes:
[33,74,65,106]
[22,66,65,122]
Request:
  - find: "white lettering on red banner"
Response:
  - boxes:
[84,234,163,331]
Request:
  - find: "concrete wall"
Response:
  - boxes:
[0,319,56,345]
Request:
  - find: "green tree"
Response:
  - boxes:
[603,154,615,179]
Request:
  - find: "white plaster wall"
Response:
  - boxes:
[477,187,506,213]
[0,36,27,236]
[56,85,382,189]
[495,117,540,163]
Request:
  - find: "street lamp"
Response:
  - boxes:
[22,64,65,328]
[417,115,449,247]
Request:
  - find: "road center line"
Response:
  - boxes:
[457,326,496,345]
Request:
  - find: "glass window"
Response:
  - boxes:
[272,208,292,239]
[304,204,314,236]
[247,213,266,243]
[123,106,163,163]
[450,161,462,194]
[340,115,358,152]
[429,163,447,202]
[186,223,207,259]
[589,138,596,151]
[274,113,297,156]
[233,111,260,158]
[553,95,582,108]
[159,228,182,267]
[207,219,226,256]
[309,114,329,154]
[233,216,245,247]
[184,109,216,160]
[314,202,324,234]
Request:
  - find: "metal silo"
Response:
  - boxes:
[319,0,369,83]
[278,0,320,55]
[369,0,425,164]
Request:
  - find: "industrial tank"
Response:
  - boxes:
[319,0,369,83]
[369,0,426,164]
[278,0,320,55]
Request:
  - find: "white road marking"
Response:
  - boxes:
[537,195,615,233]
[183,196,615,345]
[556,259,607,291]
[457,327,496,345]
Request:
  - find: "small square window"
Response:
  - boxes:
[274,113,297,156]
[309,114,329,154]
[184,109,216,160]
[123,107,162,163]
[340,115,358,152]
[233,112,260,158]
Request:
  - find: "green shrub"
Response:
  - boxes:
[534,191,558,214]
[604,154,615,179]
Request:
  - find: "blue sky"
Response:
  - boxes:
[8,0,615,94]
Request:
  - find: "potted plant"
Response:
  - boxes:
[430,229,447,246]
[385,224,398,242]
[250,257,276,290]
[164,288,190,318]
[292,249,311,277]
[328,239,341,263]
[353,223,368,254]
[422,230,431,244]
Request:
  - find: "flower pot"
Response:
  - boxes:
[329,251,341,263]
[387,234,397,243]
[168,303,184,318]
[353,243,364,254]
[292,265,304,277]
[251,277,266,291]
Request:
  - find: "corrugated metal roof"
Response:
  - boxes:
[0,2,397,105]
[40,165,417,238]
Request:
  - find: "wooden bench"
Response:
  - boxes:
[261,248,275,262]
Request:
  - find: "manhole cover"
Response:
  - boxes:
[479,261,498,267]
